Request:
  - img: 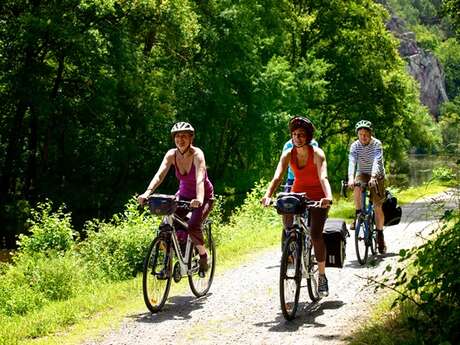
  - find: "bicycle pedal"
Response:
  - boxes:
[155,270,169,280]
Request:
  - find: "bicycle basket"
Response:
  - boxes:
[147,194,177,215]
[275,194,306,215]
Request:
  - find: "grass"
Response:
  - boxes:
[2,181,450,345]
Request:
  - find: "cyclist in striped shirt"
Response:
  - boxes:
[348,120,387,253]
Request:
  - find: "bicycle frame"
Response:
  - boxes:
[161,213,195,277]
[356,184,374,242]
[286,211,315,279]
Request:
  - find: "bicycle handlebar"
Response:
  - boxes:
[341,180,370,198]
[145,194,193,210]
[271,193,330,209]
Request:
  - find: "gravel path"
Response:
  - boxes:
[83,189,458,345]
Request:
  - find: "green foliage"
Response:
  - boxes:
[412,24,442,51]
[436,38,460,100]
[0,0,443,254]
[0,252,92,317]
[442,0,460,36]
[431,166,456,184]
[383,209,460,344]
[439,96,460,154]
[16,201,76,256]
[78,198,156,281]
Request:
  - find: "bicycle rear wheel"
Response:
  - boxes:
[280,235,301,320]
[355,218,369,265]
[188,222,216,297]
[143,236,172,313]
[305,243,320,302]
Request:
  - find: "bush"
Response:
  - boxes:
[0,252,91,316]
[17,201,76,256]
[78,198,156,281]
[383,208,460,344]
[431,166,456,185]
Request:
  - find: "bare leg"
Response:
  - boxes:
[374,205,384,230]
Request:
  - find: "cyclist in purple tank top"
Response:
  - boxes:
[138,122,214,274]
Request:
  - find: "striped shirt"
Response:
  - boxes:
[348,137,385,179]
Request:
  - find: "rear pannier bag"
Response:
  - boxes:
[382,190,402,226]
[323,219,349,268]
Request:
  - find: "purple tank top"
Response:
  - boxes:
[174,154,214,200]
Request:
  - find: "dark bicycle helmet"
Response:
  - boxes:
[355,120,373,133]
[288,116,315,137]
[171,122,195,135]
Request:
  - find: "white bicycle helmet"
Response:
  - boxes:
[171,122,195,135]
[355,120,373,133]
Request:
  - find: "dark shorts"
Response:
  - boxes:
[356,174,385,207]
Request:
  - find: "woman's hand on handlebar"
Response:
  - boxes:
[137,192,150,206]
[347,178,355,189]
[319,198,332,208]
[190,199,203,208]
[260,196,271,207]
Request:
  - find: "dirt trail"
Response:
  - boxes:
[82,189,458,345]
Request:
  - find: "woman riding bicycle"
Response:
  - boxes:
[347,120,386,254]
[138,122,214,274]
[261,116,333,297]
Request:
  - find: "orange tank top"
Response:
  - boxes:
[290,146,325,201]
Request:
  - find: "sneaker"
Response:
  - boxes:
[376,230,387,254]
[318,274,329,297]
[349,221,355,230]
[156,269,169,280]
[199,254,209,276]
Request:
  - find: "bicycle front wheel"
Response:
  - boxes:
[368,212,377,255]
[280,235,301,320]
[355,219,369,265]
[305,243,320,302]
[188,222,216,297]
[143,236,172,313]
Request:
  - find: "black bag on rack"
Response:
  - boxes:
[323,219,349,268]
[382,190,402,226]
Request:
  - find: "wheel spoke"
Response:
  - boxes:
[188,223,215,297]
[280,236,301,320]
[143,237,172,313]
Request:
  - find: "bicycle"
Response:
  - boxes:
[142,194,216,313]
[341,181,377,265]
[275,192,323,320]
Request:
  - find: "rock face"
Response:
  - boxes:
[385,13,449,119]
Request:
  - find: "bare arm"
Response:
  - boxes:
[137,149,174,204]
[314,147,333,207]
[192,148,207,207]
[261,151,291,206]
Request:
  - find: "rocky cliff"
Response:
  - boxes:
[386,15,448,119]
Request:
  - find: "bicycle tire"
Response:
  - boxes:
[280,235,301,320]
[305,242,320,302]
[355,218,369,265]
[142,236,172,313]
[368,211,377,255]
[188,222,216,297]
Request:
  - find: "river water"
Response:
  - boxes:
[389,154,459,187]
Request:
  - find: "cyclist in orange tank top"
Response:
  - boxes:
[261,116,333,297]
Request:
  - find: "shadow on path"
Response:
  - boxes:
[130,293,213,324]
[254,299,345,334]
